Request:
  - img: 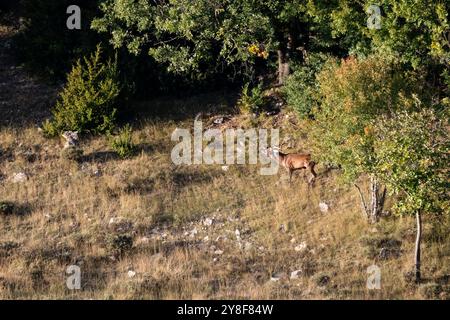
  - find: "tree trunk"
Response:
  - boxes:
[277,49,290,85]
[354,175,386,223]
[414,211,422,283]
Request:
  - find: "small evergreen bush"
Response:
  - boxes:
[237,82,265,114]
[42,45,120,137]
[110,124,136,159]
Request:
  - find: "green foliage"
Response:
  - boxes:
[237,82,265,114]
[310,54,424,183]
[15,0,101,78]
[309,0,450,69]
[283,52,331,118]
[92,0,314,80]
[373,109,448,216]
[110,124,136,159]
[42,46,121,137]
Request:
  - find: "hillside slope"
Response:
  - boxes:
[0,21,449,300]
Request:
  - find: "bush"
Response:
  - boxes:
[107,234,133,257]
[0,201,15,216]
[309,54,424,182]
[110,124,136,159]
[42,45,121,137]
[237,82,265,114]
[283,53,332,118]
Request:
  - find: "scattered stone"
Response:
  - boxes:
[235,229,241,241]
[290,270,302,279]
[221,165,229,171]
[190,228,198,237]
[203,236,209,242]
[214,250,224,255]
[12,172,27,183]
[127,270,136,278]
[270,272,286,282]
[319,202,329,213]
[294,241,307,252]
[279,224,287,233]
[62,131,79,149]
[203,218,213,226]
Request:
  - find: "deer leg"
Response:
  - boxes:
[308,162,317,182]
[288,169,293,183]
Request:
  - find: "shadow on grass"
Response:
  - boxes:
[79,151,119,163]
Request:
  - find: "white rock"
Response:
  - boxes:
[270,272,285,282]
[62,131,79,149]
[221,165,229,171]
[290,270,302,279]
[294,241,307,252]
[214,250,224,255]
[203,236,209,242]
[319,202,329,213]
[127,270,136,278]
[235,229,241,239]
[203,218,213,226]
[137,237,150,244]
[12,172,27,183]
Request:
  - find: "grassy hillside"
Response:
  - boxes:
[0,12,449,300]
[1,96,449,299]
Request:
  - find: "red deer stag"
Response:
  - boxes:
[266,147,317,184]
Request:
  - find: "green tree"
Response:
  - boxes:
[309,54,425,222]
[308,0,450,69]
[93,0,323,84]
[374,109,449,282]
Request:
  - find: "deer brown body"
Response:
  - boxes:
[267,147,317,183]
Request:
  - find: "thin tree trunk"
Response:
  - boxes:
[355,176,386,223]
[277,49,290,85]
[414,211,422,283]
[354,184,369,219]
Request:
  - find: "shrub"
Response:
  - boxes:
[309,54,426,222]
[283,52,332,118]
[107,234,133,257]
[310,55,425,183]
[42,45,121,137]
[110,124,136,159]
[0,201,15,216]
[237,82,265,114]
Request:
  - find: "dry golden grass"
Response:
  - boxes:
[0,100,449,300]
